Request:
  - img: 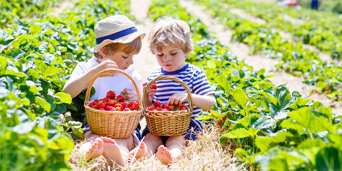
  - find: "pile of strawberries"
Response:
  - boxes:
[147,101,188,112]
[88,90,139,111]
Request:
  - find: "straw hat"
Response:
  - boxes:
[91,15,146,53]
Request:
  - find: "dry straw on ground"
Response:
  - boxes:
[68,121,243,171]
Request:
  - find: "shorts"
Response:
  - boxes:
[141,118,203,145]
[82,123,141,146]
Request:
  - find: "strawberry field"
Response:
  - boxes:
[1,0,342,170]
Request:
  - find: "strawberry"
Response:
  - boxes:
[114,103,123,109]
[107,99,117,106]
[163,104,171,111]
[218,121,222,127]
[122,102,128,109]
[110,107,116,111]
[105,105,112,111]
[148,105,155,111]
[162,109,168,111]
[156,107,162,111]
[116,106,122,111]
[128,101,139,110]
[180,106,187,111]
[123,108,130,111]
[101,97,109,103]
[99,108,105,111]
[117,95,125,102]
[97,102,106,109]
[106,90,116,99]
[222,116,227,122]
[153,101,161,107]
[151,83,157,90]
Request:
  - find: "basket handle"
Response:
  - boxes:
[143,75,193,112]
[84,68,143,110]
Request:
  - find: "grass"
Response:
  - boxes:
[68,121,243,170]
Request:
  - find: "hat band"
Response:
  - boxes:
[96,27,138,45]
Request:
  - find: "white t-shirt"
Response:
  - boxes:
[66,57,144,102]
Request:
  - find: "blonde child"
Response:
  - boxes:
[63,15,147,166]
[142,18,216,165]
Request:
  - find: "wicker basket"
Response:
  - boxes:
[84,68,143,139]
[143,75,193,136]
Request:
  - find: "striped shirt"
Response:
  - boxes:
[147,63,214,118]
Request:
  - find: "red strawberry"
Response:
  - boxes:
[105,105,112,111]
[117,95,125,102]
[101,97,109,103]
[107,99,117,106]
[153,101,161,107]
[123,108,130,111]
[222,116,227,122]
[99,108,105,111]
[106,90,116,99]
[114,104,123,109]
[151,83,157,89]
[156,107,162,111]
[122,102,128,109]
[110,107,116,111]
[180,106,187,111]
[148,105,155,111]
[116,106,122,111]
[162,109,168,111]
[218,121,222,127]
[97,102,106,109]
[128,101,139,110]
[163,104,171,111]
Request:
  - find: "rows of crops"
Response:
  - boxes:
[1,0,341,170]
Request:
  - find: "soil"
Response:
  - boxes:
[50,0,78,16]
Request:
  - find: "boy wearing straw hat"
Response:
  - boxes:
[63,15,147,166]
[142,18,216,165]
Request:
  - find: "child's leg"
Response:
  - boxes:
[79,131,103,160]
[156,135,186,165]
[99,135,135,166]
[142,133,163,154]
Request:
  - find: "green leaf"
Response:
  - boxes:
[54,92,72,104]
[315,147,342,171]
[224,127,257,139]
[255,136,273,151]
[35,97,51,112]
[29,25,42,35]
[231,88,248,110]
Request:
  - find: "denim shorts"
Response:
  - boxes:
[82,123,142,145]
[141,118,203,144]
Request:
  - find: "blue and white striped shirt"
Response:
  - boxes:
[147,63,214,118]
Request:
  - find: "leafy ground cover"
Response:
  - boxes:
[193,0,342,104]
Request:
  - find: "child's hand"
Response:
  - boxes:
[167,93,188,106]
[95,58,118,77]
[143,83,156,105]
[121,88,136,101]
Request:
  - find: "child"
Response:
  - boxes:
[62,15,147,166]
[142,18,216,165]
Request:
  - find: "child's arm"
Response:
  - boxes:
[63,59,118,98]
[167,93,215,111]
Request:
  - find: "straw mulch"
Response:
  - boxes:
[68,121,245,170]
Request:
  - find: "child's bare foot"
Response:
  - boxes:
[99,137,125,166]
[128,142,147,160]
[83,138,104,160]
[156,145,174,165]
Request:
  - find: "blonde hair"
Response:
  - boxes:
[94,36,142,59]
[148,18,192,54]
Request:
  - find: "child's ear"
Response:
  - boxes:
[100,47,108,58]
[185,51,190,58]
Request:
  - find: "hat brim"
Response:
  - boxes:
[91,32,146,53]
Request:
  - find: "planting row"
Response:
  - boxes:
[223,0,342,60]
[0,0,132,169]
[194,0,342,104]
[149,0,342,170]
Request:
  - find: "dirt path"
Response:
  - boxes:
[179,0,342,115]
[130,0,159,81]
[50,0,78,16]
